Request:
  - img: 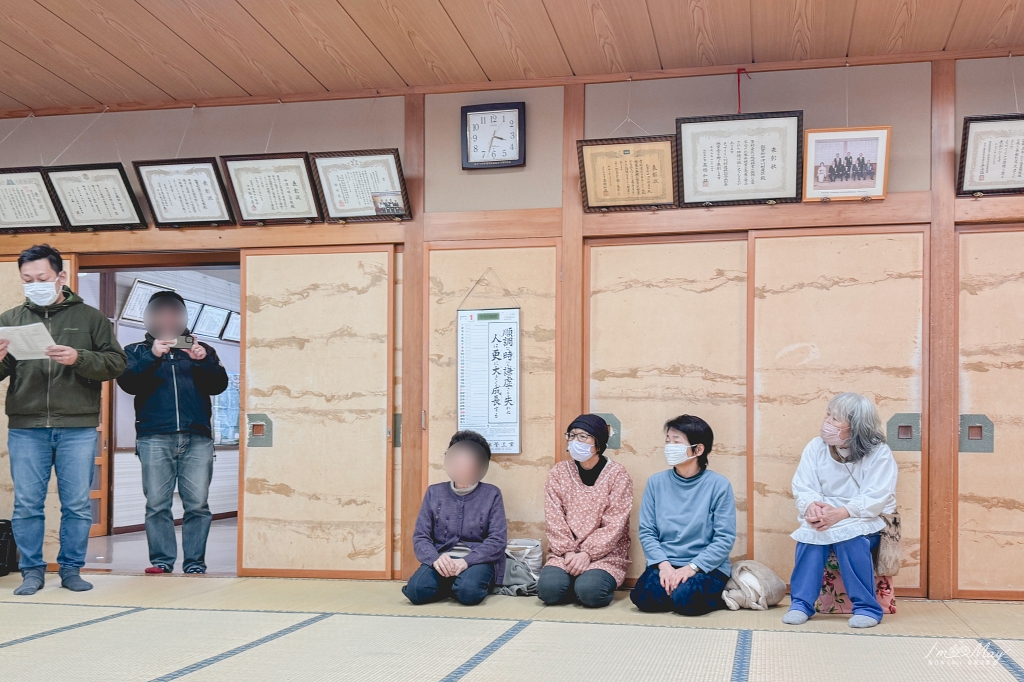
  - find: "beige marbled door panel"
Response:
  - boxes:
[589,240,748,580]
[959,231,1024,591]
[753,233,924,590]
[242,250,391,574]
[427,246,556,544]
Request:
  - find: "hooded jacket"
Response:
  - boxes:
[0,287,126,429]
[117,334,229,439]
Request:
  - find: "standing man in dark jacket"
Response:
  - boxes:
[1,245,126,595]
[117,291,228,575]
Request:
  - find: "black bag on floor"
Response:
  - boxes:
[0,520,16,577]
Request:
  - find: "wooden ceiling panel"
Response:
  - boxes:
[541,0,662,75]
[0,41,98,110]
[0,91,27,112]
[646,0,751,68]
[336,0,487,85]
[34,0,246,101]
[848,0,963,56]
[0,1,168,104]
[236,0,405,91]
[946,0,1024,50]
[136,0,326,96]
[750,0,856,62]
[438,0,572,80]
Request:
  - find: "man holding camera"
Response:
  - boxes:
[117,291,228,575]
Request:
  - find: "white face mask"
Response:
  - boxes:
[23,281,59,307]
[567,440,595,462]
[665,442,698,466]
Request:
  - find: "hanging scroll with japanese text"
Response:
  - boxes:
[457,308,520,454]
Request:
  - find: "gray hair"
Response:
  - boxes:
[827,392,886,462]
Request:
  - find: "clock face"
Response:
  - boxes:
[467,109,520,163]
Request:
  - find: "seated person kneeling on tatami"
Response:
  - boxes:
[403,430,508,606]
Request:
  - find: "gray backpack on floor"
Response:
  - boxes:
[494,539,542,597]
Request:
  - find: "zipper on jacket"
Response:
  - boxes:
[45,310,51,428]
[170,352,181,431]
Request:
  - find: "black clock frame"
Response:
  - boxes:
[461,101,526,170]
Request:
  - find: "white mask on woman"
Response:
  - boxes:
[567,440,595,462]
[665,442,698,466]
[23,281,59,307]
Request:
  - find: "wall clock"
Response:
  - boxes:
[461,102,526,170]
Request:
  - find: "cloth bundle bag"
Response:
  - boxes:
[494,539,542,597]
[814,549,897,615]
[722,560,788,611]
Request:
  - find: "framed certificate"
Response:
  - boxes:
[121,280,173,323]
[577,136,678,212]
[804,127,891,201]
[43,163,146,230]
[958,114,1024,196]
[183,299,203,332]
[220,152,323,225]
[193,305,230,338]
[309,149,411,222]
[221,311,241,342]
[677,111,803,207]
[0,167,66,233]
[133,158,235,227]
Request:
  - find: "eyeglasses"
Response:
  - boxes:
[565,432,595,443]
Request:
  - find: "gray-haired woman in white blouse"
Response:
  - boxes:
[782,392,898,629]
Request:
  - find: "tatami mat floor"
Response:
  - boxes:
[1,573,1022,681]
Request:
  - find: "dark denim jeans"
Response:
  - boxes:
[9,428,97,571]
[630,565,729,616]
[403,563,494,606]
[537,565,617,608]
[137,433,214,572]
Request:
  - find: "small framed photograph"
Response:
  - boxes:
[133,158,235,227]
[677,111,803,207]
[220,152,323,225]
[0,167,66,233]
[183,299,203,332]
[193,305,230,338]
[121,280,173,323]
[803,127,891,201]
[309,149,411,222]
[577,136,678,212]
[958,114,1024,196]
[43,163,146,231]
[221,311,241,342]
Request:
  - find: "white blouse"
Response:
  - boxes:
[790,437,898,546]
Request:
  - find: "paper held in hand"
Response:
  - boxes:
[0,322,57,360]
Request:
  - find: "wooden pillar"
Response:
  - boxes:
[557,84,586,457]
[928,59,957,600]
[400,94,426,579]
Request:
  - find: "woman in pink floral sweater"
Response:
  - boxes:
[538,414,634,608]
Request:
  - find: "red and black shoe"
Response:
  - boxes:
[145,565,172,575]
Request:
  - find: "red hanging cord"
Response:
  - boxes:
[737,68,751,114]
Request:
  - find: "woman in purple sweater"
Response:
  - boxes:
[403,431,508,606]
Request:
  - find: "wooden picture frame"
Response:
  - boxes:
[133,157,236,228]
[577,135,678,213]
[676,111,803,207]
[43,162,147,231]
[0,166,67,233]
[957,113,1024,196]
[461,101,526,170]
[803,126,891,202]
[220,152,324,226]
[309,148,412,223]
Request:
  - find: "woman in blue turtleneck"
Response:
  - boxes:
[630,414,737,616]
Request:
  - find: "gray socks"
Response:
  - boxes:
[13,567,45,596]
[58,566,93,592]
[848,614,880,628]
[781,609,809,625]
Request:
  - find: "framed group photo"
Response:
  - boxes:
[958,113,1024,196]
[42,163,146,231]
[577,135,678,212]
[0,167,66,233]
[309,148,411,223]
[803,126,891,201]
[134,158,235,228]
[676,111,803,207]
[221,152,323,226]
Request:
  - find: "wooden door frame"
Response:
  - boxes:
[238,244,395,580]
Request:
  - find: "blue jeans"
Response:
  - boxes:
[630,565,729,616]
[9,428,97,571]
[789,533,883,621]
[537,565,618,608]
[137,433,214,572]
[402,562,494,606]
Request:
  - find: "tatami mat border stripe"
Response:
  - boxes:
[979,639,1024,681]
[439,620,531,682]
[0,607,143,649]
[731,629,752,682]
[148,613,332,682]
